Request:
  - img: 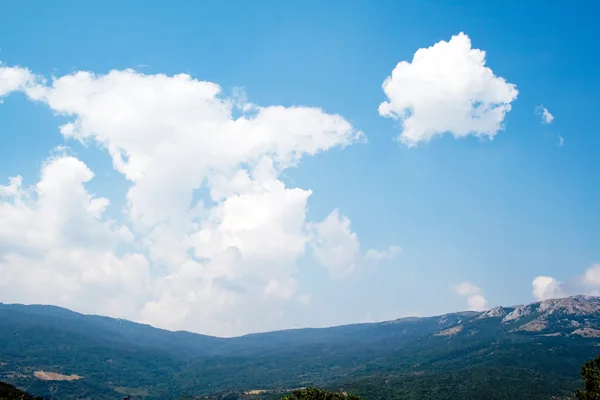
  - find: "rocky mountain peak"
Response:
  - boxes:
[502,304,536,323]
[500,295,600,325]
[539,295,600,315]
[433,295,600,339]
[477,306,508,319]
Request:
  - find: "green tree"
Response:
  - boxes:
[576,355,600,400]
[281,388,360,400]
[0,381,45,400]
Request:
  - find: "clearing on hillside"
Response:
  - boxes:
[33,371,82,381]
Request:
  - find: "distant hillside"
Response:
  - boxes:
[0,381,44,400]
[1,296,599,399]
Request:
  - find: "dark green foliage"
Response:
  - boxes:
[0,381,44,400]
[576,354,600,400]
[281,388,360,400]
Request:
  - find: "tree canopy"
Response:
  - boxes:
[576,354,600,400]
[281,388,360,400]
[0,381,44,400]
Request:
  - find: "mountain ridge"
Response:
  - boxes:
[1,295,599,399]
[3,295,594,339]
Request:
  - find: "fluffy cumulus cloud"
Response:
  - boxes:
[308,209,360,278]
[532,276,565,301]
[536,106,554,124]
[0,156,149,318]
[454,282,488,311]
[0,64,399,336]
[379,32,518,146]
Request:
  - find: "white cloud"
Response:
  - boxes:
[532,276,565,301]
[308,209,360,278]
[0,156,130,255]
[558,135,564,147]
[299,294,311,306]
[582,265,600,287]
[365,245,402,263]
[0,156,149,319]
[454,282,488,311]
[23,70,363,231]
[536,106,554,124]
[531,264,600,302]
[454,282,481,296]
[0,63,39,98]
[0,64,371,336]
[466,294,488,311]
[379,32,518,146]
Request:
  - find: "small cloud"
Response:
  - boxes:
[308,209,360,279]
[532,276,565,301]
[365,245,402,263]
[455,282,481,296]
[467,294,488,311]
[453,282,488,311]
[558,135,564,147]
[536,106,554,124]
[298,294,311,306]
[582,264,600,287]
[136,64,149,69]
[49,145,73,158]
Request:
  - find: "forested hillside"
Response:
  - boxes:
[1,296,599,399]
[0,381,44,400]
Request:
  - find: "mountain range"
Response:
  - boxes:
[1,295,599,399]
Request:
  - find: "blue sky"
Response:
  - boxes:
[0,0,598,335]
